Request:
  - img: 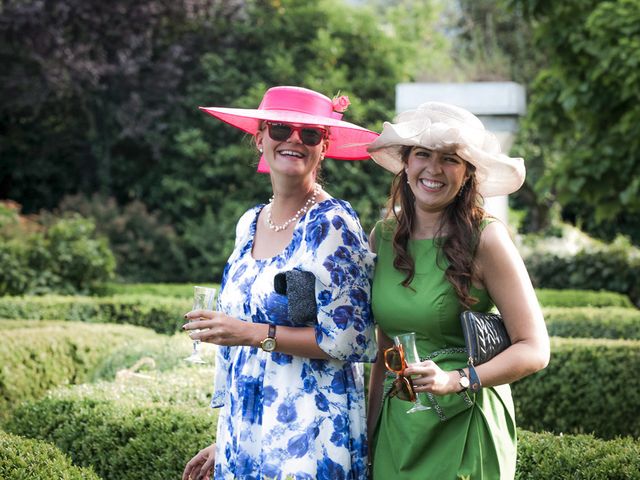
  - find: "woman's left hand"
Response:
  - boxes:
[403,360,458,396]
[182,310,254,347]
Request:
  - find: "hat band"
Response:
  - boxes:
[259,89,335,118]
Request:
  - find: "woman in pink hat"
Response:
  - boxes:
[182,86,379,480]
[366,102,550,479]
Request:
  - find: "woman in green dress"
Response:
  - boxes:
[366,102,550,479]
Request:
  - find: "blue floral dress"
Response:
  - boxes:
[211,198,377,480]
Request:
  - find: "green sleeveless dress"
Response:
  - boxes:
[371,219,516,480]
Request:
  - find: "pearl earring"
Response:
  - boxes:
[258,147,263,153]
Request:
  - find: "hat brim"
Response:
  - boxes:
[199,106,378,161]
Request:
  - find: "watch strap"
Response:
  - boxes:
[268,323,276,339]
[468,364,482,393]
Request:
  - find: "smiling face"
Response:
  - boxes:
[405,146,471,213]
[255,122,329,179]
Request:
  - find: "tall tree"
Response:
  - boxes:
[512,0,640,241]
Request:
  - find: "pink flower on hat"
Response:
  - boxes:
[332,94,351,113]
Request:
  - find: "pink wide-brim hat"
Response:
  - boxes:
[199,86,379,173]
[367,101,525,197]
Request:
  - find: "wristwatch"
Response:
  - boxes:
[456,369,470,392]
[260,324,277,352]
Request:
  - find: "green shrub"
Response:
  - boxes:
[4,369,217,480]
[0,294,190,333]
[0,430,101,480]
[512,337,640,439]
[544,307,640,340]
[524,238,640,306]
[103,282,207,299]
[537,288,634,308]
[516,429,640,479]
[0,321,194,421]
[57,194,188,283]
[0,210,115,296]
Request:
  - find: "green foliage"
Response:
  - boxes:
[57,194,188,282]
[513,0,640,233]
[0,430,101,480]
[544,307,640,340]
[104,282,200,298]
[0,320,168,421]
[0,206,115,296]
[3,368,217,480]
[512,337,640,439]
[516,429,640,479]
[524,237,640,306]
[0,294,191,334]
[537,289,634,308]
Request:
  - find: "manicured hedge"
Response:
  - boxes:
[4,368,217,480]
[104,282,206,298]
[516,429,640,479]
[512,337,640,439]
[0,294,190,333]
[0,321,197,421]
[536,288,634,308]
[544,307,640,340]
[0,430,101,480]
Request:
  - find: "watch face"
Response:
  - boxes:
[261,337,276,352]
[459,376,470,388]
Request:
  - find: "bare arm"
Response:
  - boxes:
[183,314,330,359]
[367,326,392,440]
[467,221,550,386]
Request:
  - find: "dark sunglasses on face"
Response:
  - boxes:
[384,345,417,402]
[265,122,327,146]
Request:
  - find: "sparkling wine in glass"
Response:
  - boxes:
[184,286,216,364]
[394,332,431,413]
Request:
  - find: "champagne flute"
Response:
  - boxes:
[184,286,216,364]
[394,332,431,413]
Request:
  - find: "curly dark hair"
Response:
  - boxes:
[385,146,486,308]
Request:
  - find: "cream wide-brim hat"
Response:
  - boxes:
[367,101,525,197]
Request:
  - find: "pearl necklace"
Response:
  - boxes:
[266,184,320,232]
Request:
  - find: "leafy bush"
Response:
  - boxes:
[0,203,115,296]
[537,288,634,308]
[0,294,190,334]
[57,194,189,283]
[512,337,640,439]
[524,237,640,306]
[4,369,217,480]
[516,429,640,479]
[0,430,101,480]
[0,320,192,421]
[544,307,640,340]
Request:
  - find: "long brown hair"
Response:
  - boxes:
[385,146,486,308]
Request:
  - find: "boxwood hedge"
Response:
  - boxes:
[536,288,634,308]
[0,430,102,480]
[0,321,201,421]
[516,429,640,479]
[544,307,640,340]
[3,368,217,480]
[512,337,640,439]
[0,294,190,333]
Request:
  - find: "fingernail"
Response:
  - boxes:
[184,314,188,319]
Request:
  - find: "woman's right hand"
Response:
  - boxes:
[182,443,216,480]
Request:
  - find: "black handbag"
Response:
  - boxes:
[460,310,511,366]
[274,270,317,326]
